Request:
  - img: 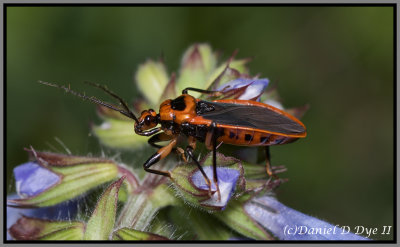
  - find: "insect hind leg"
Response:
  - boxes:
[265,146,287,178]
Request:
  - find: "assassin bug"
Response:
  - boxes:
[39,81,307,200]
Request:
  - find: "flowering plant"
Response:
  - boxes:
[7,44,369,241]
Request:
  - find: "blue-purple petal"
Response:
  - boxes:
[14,162,60,197]
[263,99,284,110]
[217,78,269,101]
[7,194,79,240]
[244,196,370,240]
[192,167,239,209]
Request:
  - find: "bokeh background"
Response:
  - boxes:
[6,6,394,240]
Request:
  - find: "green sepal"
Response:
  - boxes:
[149,182,180,208]
[8,215,85,240]
[147,207,177,239]
[242,161,270,191]
[168,206,232,240]
[135,59,169,107]
[117,181,128,202]
[176,43,217,98]
[116,182,177,231]
[112,227,168,240]
[159,72,178,100]
[92,118,148,149]
[214,194,273,240]
[8,152,119,207]
[84,177,125,240]
[25,149,113,166]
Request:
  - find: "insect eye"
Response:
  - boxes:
[144,115,151,125]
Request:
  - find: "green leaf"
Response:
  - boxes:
[9,215,85,240]
[93,118,148,149]
[112,228,168,240]
[84,177,125,240]
[135,59,169,107]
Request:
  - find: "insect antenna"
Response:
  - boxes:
[38,80,139,123]
[83,81,139,123]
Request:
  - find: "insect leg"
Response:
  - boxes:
[185,145,213,197]
[148,132,173,148]
[139,127,162,137]
[148,132,186,161]
[143,137,178,177]
[209,122,221,201]
[265,146,279,178]
[182,87,222,96]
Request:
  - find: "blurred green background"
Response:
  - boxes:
[6,6,393,240]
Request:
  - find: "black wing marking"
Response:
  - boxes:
[197,100,305,135]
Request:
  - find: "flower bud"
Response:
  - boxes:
[92,117,148,149]
[170,152,245,211]
[14,162,60,198]
[135,59,169,107]
[8,150,119,207]
[8,215,85,240]
[177,43,217,97]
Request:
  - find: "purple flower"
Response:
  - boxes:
[7,194,79,240]
[244,195,370,240]
[14,162,60,198]
[217,78,269,101]
[263,99,284,110]
[191,166,240,210]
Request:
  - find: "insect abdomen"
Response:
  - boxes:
[218,126,297,146]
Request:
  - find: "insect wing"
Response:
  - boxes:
[197,100,306,136]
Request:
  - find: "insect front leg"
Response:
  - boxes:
[148,132,187,162]
[148,132,173,148]
[143,137,178,177]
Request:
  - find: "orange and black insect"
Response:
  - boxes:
[39,81,306,200]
